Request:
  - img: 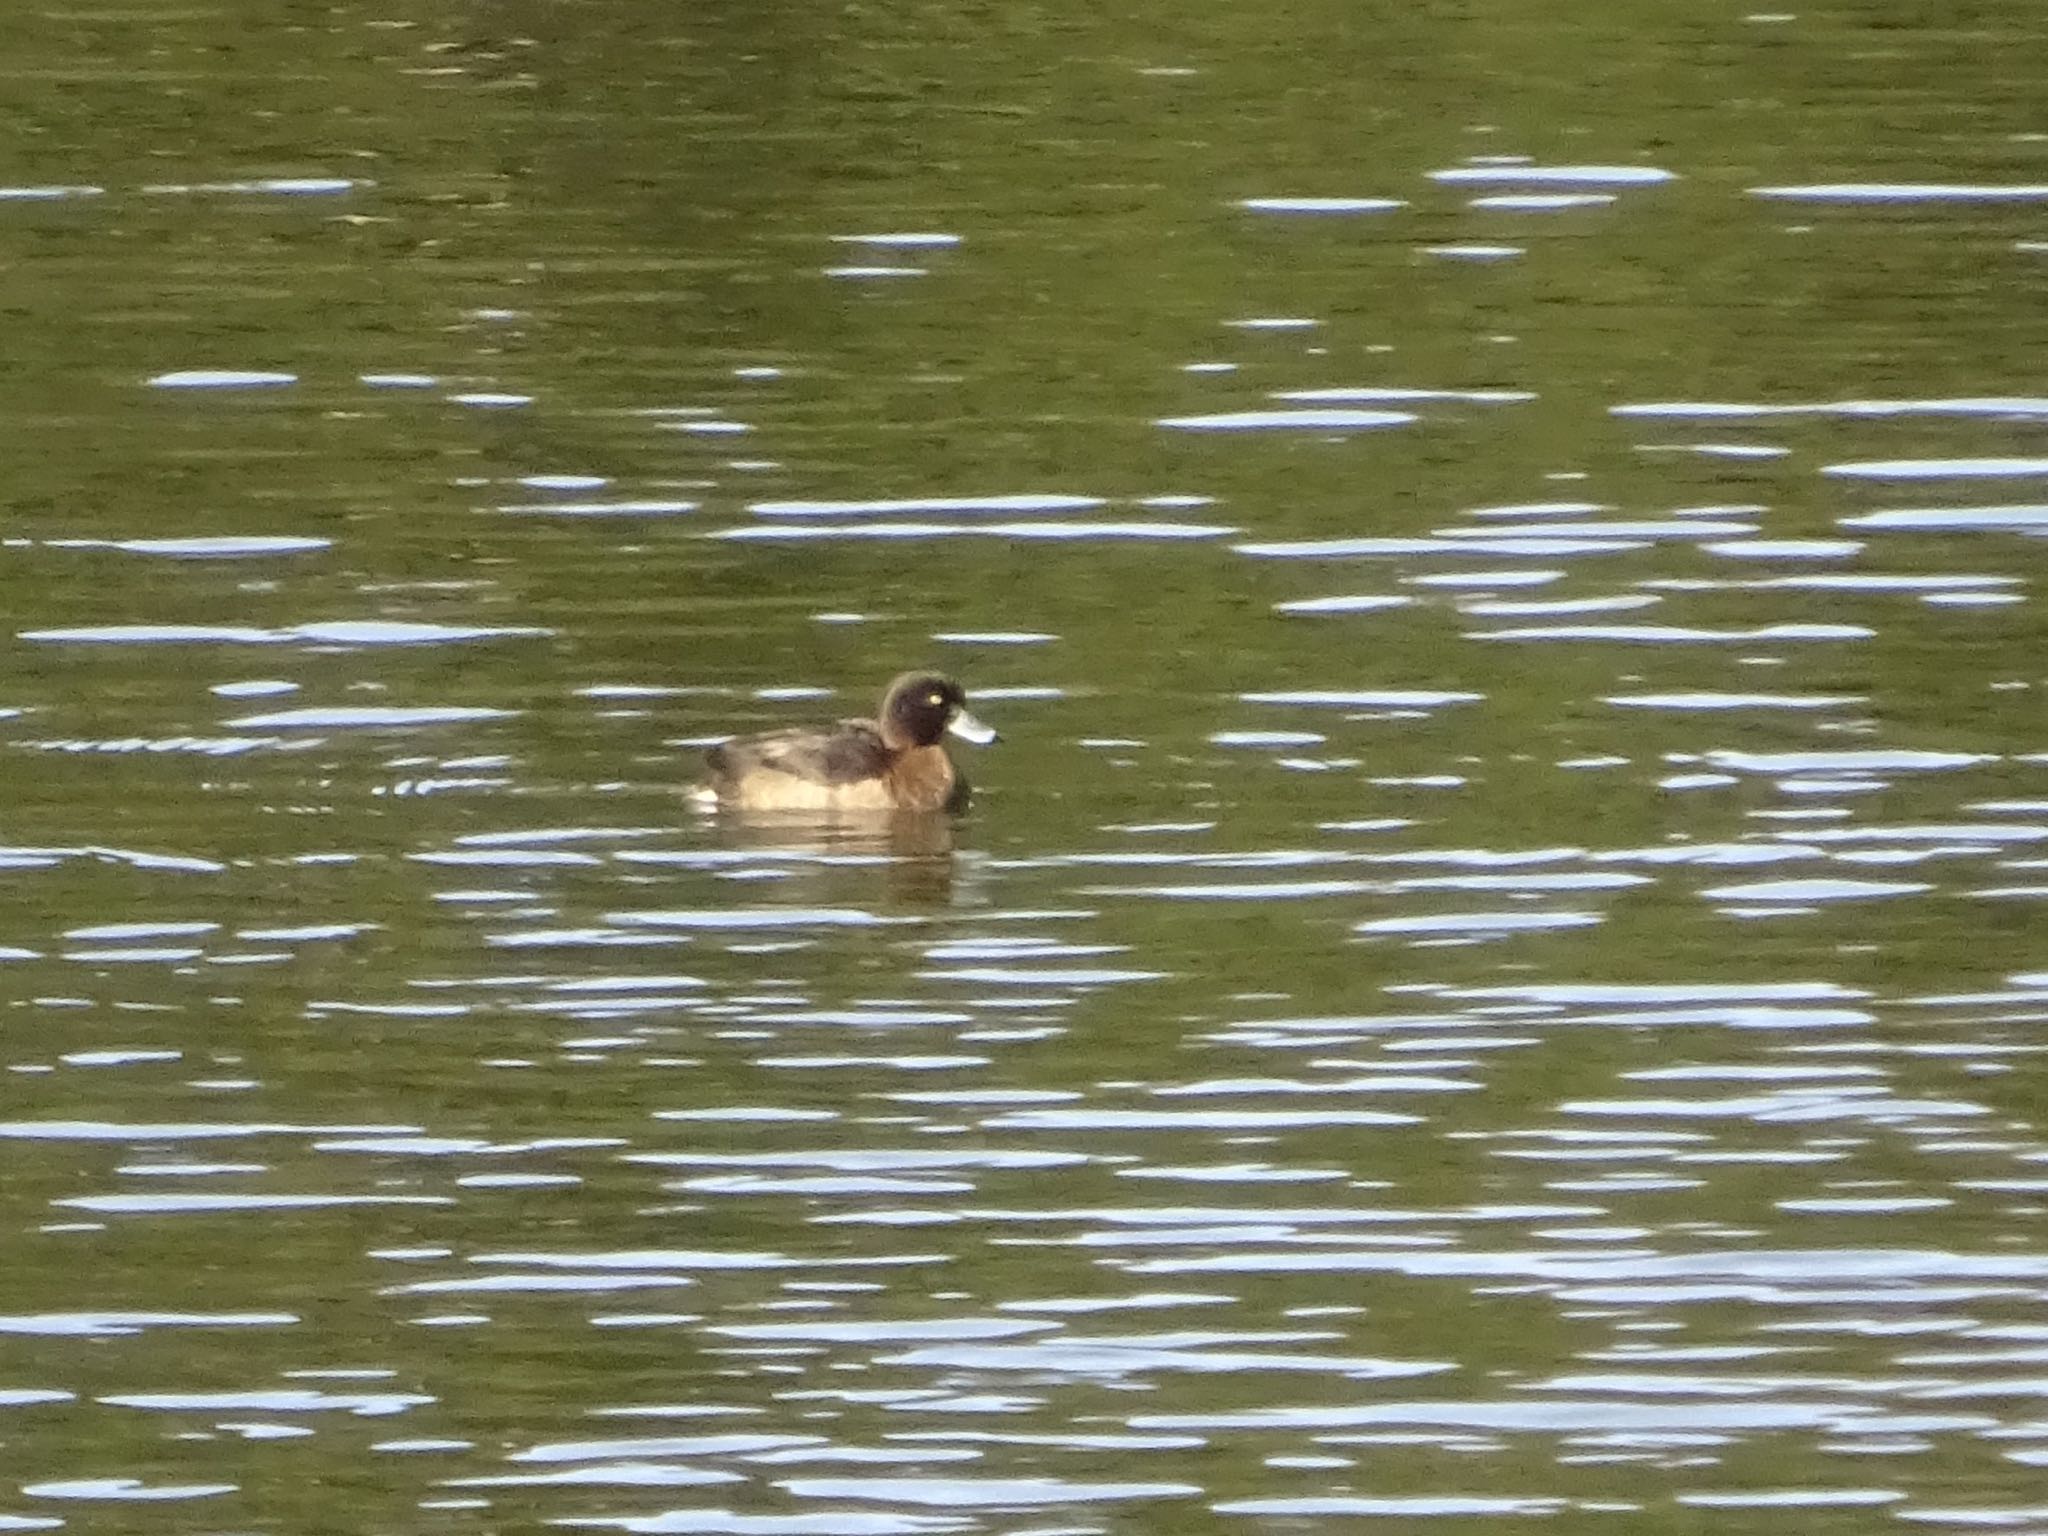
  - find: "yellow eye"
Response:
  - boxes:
[928,692,944,706]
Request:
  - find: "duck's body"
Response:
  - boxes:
[693,672,996,814]
[698,722,965,813]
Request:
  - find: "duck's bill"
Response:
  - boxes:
[947,709,999,745]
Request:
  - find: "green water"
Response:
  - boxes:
[3,1,2047,1531]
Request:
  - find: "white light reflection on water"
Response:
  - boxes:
[1752,183,2048,202]
[1476,196,1625,217]
[1237,197,1406,214]
[711,520,1234,542]
[1433,165,1677,186]
[1617,396,2048,419]
[1157,409,1416,431]
[23,621,545,647]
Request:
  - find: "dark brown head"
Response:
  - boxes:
[878,671,998,751]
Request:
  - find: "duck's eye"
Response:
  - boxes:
[927,692,945,707]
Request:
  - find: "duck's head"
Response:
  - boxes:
[880,671,998,750]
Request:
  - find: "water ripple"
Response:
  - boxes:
[711,521,1233,542]
[1158,409,1416,431]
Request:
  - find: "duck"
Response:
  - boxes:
[690,671,998,813]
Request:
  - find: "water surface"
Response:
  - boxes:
[4,1,2048,1531]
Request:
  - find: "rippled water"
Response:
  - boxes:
[4,1,2048,1531]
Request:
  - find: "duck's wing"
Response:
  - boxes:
[705,722,891,788]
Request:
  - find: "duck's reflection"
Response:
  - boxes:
[704,810,961,907]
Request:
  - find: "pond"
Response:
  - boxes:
[3,1,2047,1531]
